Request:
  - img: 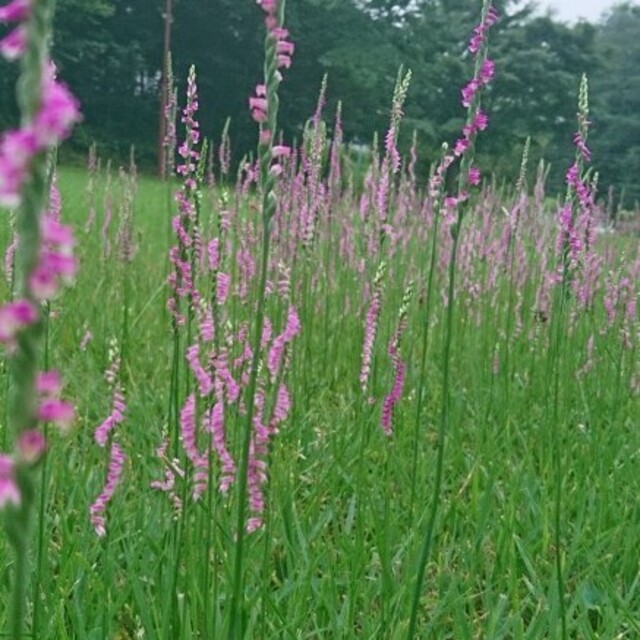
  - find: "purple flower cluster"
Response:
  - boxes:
[381,283,413,435]
[0,192,78,510]
[89,346,126,535]
[360,261,387,393]
[556,76,598,283]
[168,66,201,325]
[429,6,499,204]
[247,382,292,532]
[461,59,495,108]
[0,369,75,508]
[0,0,81,380]
[468,4,499,54]
[249,1,295,137]
[0,6,80,208]
[89,443,126,537]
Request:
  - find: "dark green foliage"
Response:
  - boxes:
[1,0,636,201]
[591,3,640,208]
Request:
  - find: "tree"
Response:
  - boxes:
[52,0,163,163]
[591,2,640,208]
[485,14,598,189]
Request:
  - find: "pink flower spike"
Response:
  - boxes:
[249,94,268,123]
[473,109,489,131]
[479,59,495,84]
[37,398,75,431]
[18,430,47,465]
[0,26,26,60]
[2,128,38,163]
[271,145,291,158]
[0,455,20,509]
[468,166,481,186]
[277,55,292,69]
[41,217,75,251]
[90,442,126,537]
[469,35,483,54]
[0,0,31,23]
[0,174,21,208]
[41,251,78,279]
[216,272,230,304]
[269,163,284,177]
[29,265,59,300]
[255,84,267,97]
[207,238,220,270]
[485,5,500,26]
[252,109,268,124]
[461,79,479,107]
[0,0,30,22]
[443,196,458,209]
[37,370,62,397]
[34,79,82,146]
[258,0,277,14]
[259,129,272,145]
[566,163,579,187]
[0,299,38,343]
[276,40,295,56]
[0,128,39,205]
[453,138,469,157]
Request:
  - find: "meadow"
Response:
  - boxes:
[2,1,640,638]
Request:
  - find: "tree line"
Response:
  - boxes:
[1,0,638,206]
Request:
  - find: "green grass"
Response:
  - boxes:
[1,164,639,639]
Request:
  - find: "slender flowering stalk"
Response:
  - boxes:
[378,68,411,245]
[267,305,301,378]
[162,52,177,180]
[542,76,594,640]
[90,340,126,536]
[0,2,80,638]
[150,437,184,515]
[381,282,413,435]
[179,393,209,500]
[360,260,387,393]
[558,75,596,303]
[408,3,498,637]
[163,66,204,496]
[229,0,295,635]
[167,65,202,326]
[209,400,235,494]
[89,442,125,537]
[84,142,98,232]
[219,116,231,180]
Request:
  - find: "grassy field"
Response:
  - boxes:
[1,147,639,639]
[1,4,639,637]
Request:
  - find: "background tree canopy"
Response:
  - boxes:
[1,0,637,205]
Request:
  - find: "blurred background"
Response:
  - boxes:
[1,0,638,206]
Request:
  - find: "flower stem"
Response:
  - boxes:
[407,220,461,638]
[6,2,53,638]
[228,3,286,634]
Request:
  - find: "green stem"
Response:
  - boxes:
[407,220,461,639]
[409,207,441,518]
[228,3,285,633]
[549,290,568,640]
[6,3,54,639]
[32,305,51,636]
[10,524,30,640]
[228,226,271,639]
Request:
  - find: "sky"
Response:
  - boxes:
[542,0,636,23]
